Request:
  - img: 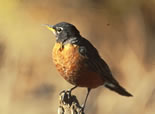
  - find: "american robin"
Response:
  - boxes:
[44,22,132,110]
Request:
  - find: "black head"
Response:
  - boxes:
[45,22,80,43]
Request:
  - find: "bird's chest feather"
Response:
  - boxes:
[52,43,86,83]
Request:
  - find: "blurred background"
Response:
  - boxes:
[0,0,155,114]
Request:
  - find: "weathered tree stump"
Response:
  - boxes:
[58,90,84,114]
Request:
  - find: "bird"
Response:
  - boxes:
[44,22,133,110]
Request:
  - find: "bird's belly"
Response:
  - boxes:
[52,43,104,88]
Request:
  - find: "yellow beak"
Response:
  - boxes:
[43,24,56,34]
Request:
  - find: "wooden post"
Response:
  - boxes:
[58,90,84,114]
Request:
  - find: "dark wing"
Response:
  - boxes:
[77,37,117,84]
[77,37,133,96]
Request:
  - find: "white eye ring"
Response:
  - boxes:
[56,27,63,33]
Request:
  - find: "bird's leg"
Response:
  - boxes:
[67,86,78,94]
[59,86,78,103]
[81,88,91,111]
[59,86,77,95]
[59,86,77,104]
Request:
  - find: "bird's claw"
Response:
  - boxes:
[59,90,66,95]
[59,90,72,103]
[80,104,85,112]
[79,105,85,114]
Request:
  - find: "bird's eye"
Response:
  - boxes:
[56,27,63,33]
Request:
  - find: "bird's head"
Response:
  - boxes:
[44,22,80,43]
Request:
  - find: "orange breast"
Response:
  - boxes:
[52,43,104,88]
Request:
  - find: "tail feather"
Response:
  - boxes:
[105,82,133,97]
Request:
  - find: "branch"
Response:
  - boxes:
[58,90,84,114]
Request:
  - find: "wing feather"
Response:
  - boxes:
[77,37,118,84]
